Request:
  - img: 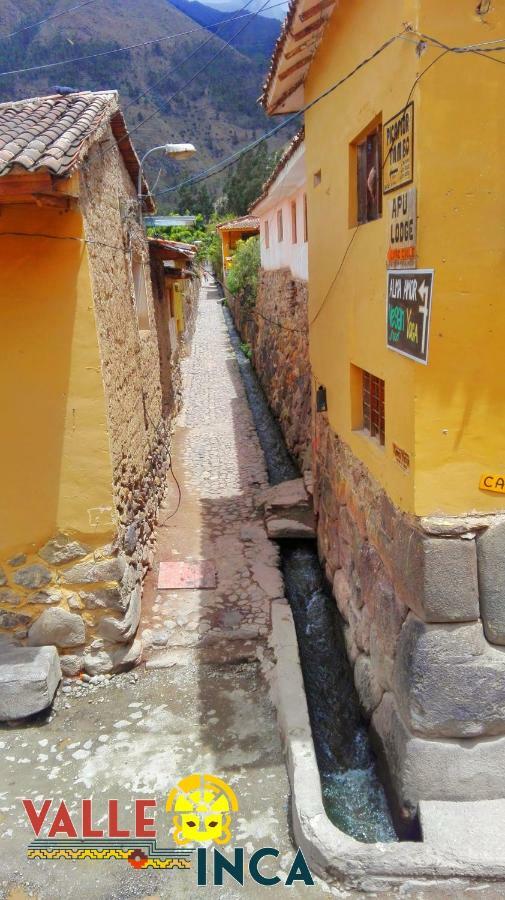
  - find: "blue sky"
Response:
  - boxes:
[196,0,289,21]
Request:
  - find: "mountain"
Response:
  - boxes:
[168,0,280,60]
[0,0,292,209]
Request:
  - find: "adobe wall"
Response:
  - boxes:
[313,407,505,816]
[0,126,182,677]
[227,267,311,469]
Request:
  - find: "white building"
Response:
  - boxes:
[250,130,307,282]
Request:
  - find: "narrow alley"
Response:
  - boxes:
[0,282,323,900]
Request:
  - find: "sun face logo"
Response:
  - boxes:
[166,774,239,846]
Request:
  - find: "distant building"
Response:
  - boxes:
[262,0,505,812]
[148,237,198,415]
[216,215,259,280]
[250,129,307,282]
[0,91,180,673]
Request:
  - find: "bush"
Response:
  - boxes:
[227,236,260,308]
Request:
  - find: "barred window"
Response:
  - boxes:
[362,370,385,445]
[356,123,382,224]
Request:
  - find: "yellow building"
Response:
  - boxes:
[263,0,505,813]
[216,215,259,279]
[0,91,170,675]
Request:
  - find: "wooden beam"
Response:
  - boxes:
[285,38,318,60]
[299,0,334,22]
[291,18,325,42]
[0,172,53,196]
[278,55,312,81]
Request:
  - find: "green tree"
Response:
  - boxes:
[223,144,279,216]
[226,236,260,307]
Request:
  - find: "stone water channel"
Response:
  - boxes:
[222,300,398,845]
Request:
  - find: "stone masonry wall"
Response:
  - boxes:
[227,267,311,469]
[313,407,505,816]
[0,127,179,677]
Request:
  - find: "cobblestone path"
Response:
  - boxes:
[0,283,329,900]
[141,279,283,663]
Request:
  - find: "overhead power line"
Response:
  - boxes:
[112,0,273,149]
[156,29,505,198]
[0,2,287,78]
[2,0,100,40]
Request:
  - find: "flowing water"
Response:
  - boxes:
[221,298,398,843]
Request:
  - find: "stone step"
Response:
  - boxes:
[258,477,316,539]
[0,645,61,721]
[420,799,505,861]
[145,639,259,669]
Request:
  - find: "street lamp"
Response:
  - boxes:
[137,142,197,222]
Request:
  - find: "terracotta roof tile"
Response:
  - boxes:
[0,90,155,212]
[216,215,260,232]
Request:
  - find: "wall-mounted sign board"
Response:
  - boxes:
[387,187,416,268]
[383,102,414,194]
[480,475,505,495]
[387,269,434,364]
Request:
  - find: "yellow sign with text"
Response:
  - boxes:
[480,474,505,494]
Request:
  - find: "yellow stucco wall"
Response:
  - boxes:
[0,205,114,558]
[305,0,505,517]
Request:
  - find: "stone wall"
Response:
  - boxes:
[313,407,505,816]
[227,267,311,468]
[0,126,184,676]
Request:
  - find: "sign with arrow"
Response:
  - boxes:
[386,269,434,364]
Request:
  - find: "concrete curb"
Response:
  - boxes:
[269,599,505,892]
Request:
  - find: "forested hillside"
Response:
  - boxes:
[0,0,289,208]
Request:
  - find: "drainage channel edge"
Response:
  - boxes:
[268,598,505,892]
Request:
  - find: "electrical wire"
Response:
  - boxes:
[308,41,456,329]
[112,0,273,150]
[155,28,407,198]
[0,2,287,78]
[0,230,129,252]
[156,27,505,199]
[2,0,100,40]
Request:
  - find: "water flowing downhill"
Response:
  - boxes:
[221,298,398,843]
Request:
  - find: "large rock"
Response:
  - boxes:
[392,529,479,623]
[27,608,86,648]
[13,564,51,589]
[260,478,316,539]
[0,566,6,586]
[0,587,22,606]
[83,639,142,675]
[39,533,89,565]
[79,587,125,611]
[420,798,505,860]
[0,610,32,628]
[393,614,505,738]
[62,556,126,585]
[0,645,61,720]
[477,521,505,644]
[371,692,505,811]
[353,653,382,719]
[258,478,310,511]
[265,513,316,539]
[98,586,141,643]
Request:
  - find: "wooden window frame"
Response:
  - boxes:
[362,370,385,445]
[277,208,283,243]
[264,218,270,250]
[132,255,151,331]
[356,122,382,225]
[303,192,308,243]
[291,200,297,244]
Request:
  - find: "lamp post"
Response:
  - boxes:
[137,143,196,223]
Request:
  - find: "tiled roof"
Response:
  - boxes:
[216,215,260,232]
[0,90,155,211]
[148,237,196,261]
[249,127,304,211]
[261,0,337,114]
